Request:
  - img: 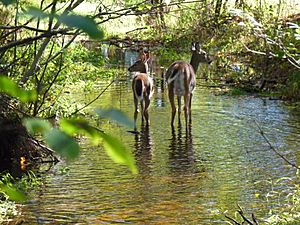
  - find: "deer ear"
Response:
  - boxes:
[195,42,201,51]
[191,42,196,51]
[191,42,201,51]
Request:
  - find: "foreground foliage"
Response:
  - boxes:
[0,171,41,223]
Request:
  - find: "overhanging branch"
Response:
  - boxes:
[0,29,70,53]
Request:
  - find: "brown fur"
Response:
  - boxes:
[132,73,154,129]
[166,42,212,127]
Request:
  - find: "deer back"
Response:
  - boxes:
[132,73,153,100]
[166,61,196,96]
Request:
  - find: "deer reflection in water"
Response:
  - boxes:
[133,125,153,174]
[168,124,196,173]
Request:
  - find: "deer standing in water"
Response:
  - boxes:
[166,42,212,127]
[128,49,154,129]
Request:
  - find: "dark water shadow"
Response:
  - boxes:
[168,124,197,174]
[0,161,25,177]
[133,125,153,175]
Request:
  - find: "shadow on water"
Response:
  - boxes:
[133,125,153,174]
[168,124,195,174]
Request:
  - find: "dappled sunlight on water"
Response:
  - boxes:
[20,74,300,224]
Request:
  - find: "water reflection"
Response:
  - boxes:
[168,124,195,174]
[133,125,153,174]
[124,49,139,67]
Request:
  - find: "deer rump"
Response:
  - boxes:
[166,61,196,96]
[132,74,153,102]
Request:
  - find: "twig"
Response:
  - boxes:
[225,205,260,225]
[243,43,275,57]
[0,29,70,53]
[243,31,300,70]
[69,78,116,116]
[0,96,31,117]
[224,214,241,225]
[238,210,254,225]
[255,119,300,170]
[252,213,259,225]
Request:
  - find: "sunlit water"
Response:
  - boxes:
[19,72,300,224]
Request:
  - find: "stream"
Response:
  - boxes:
[18,49,300,224]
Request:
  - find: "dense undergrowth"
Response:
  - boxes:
[123,1,300,101]
[0,171,41,223]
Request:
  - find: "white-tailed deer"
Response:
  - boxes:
[128,52,154,129]
[128,47,150,74]
[128,58,148,74]
[166,42,212,127]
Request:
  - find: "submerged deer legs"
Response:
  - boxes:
[168,83,176,126]
[168,83,193,127]
[177,96,182,125]
[133,95,139,129]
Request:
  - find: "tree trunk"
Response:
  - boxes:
[214,0,223,24]
[0,94,58,175]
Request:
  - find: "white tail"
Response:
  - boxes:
[165,42,212,127]
[132,73,154,129]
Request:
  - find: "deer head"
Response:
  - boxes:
[128,59,149,74]
[128,47,151,74]
[190,42,213,73]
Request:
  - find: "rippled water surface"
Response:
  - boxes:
[20,74,300,224]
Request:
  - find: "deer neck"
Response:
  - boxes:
[189,53,200,73]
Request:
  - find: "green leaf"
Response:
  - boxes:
[23,118,52,135]
[24,6,49,19]
[0,76,37,102]
[99,132,137,174]
[60,118,137,173]
[0,0,16,6]
[277,50,285,58]
[60,118,101,144]
[0,184,26,202]
[45,129,80,160]
[95,108,134,128]
[137,3,152,11]
[23,7,104,39]
[59,14,104,39]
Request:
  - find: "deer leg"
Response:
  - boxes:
[177,95,182,126]
[140,100,145,125]
[183,93,190,127]
[134,96,139,130]
[189,93,193,124]
[144,97,151,126]
[168,85,176,127]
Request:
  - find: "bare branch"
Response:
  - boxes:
[243,28,300,70]
[70,78,116,117]
[224,214,241,225]
[0,29,70,53]
[255,120,300,170]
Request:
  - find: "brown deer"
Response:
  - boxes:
[166,42,212,127]
[128,52,154,129]
[128,58,148,74]
[128,47,150,74]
